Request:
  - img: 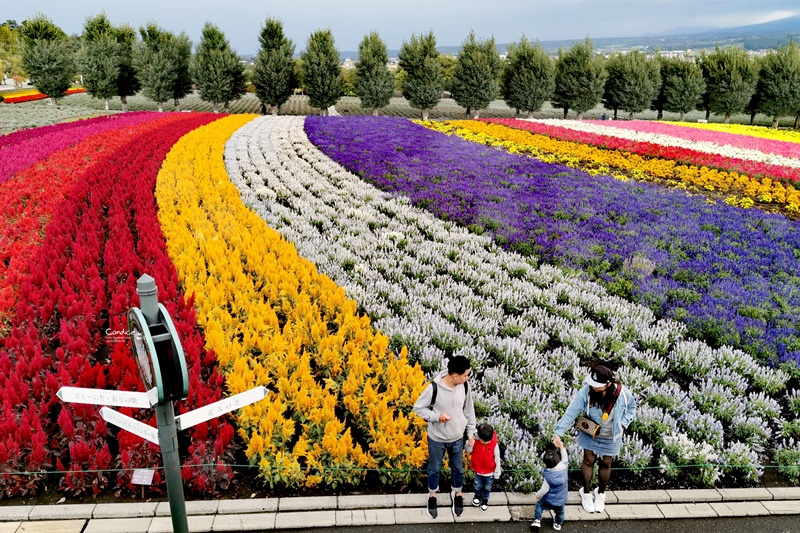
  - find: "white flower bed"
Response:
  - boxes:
[528,118,800,169]
[223,116,791,487]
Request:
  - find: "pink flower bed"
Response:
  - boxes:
[486,119,800,182]
[583,120,800,159]
[0,113,161,184]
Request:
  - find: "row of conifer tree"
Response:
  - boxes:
[13,14,800,125]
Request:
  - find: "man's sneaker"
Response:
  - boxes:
[452,493,464,517]
[530,518,541,531]
[426,496,437,519]
[472,495,481,506]
[480,498,489,511]
[579,486,595,513]
[593,487,606,513]
[553,522,562,531]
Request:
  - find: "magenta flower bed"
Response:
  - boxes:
[583,119,800,159]
[0,113,161,184]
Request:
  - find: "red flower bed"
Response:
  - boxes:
[0,113,234,497]
[2,87,86,104]
[485,118,800,183]
[0,113,175,342]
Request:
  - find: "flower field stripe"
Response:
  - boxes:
[155,114,428,488]
[0,112,161,184]
[226,115,791,489]
[430,120,800,216]
[581,119,800,158]
[664,121,800,144]
[0,114,116,150]
[488,118,800,183]
[305,116,800,368]
[0,112,232,497]
[0,113,179,339]
[1,87,85,104]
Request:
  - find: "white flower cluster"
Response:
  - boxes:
[223,116,790,487]
[530,119,800,169]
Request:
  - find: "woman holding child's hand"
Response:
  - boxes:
[552,365,637,514]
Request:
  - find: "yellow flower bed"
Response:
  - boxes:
[156,114,427,488]
[664,121,800,144]
[422,120,800,215]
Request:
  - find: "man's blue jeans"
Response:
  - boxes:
[473,474,493,501]
[427,436,465,493]
[534,500,565,524]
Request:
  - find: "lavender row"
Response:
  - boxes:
[224,116,794,489]
[304,116,800,368]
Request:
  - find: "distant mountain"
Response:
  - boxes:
[287,15,800,61]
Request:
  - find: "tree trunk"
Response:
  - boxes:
[613,108,618,120]
[422,109,429,121]
[465,107,471,116]
[515,108,520,118]
[772,116,779,129]
[657,109,663,120]
[174,98,181,111]
[750,111,756,125]
[628,111,634,121]
[472,110,480,119]
[576,112,583,120]
[724,114,731,124]
[372,109,379,117]
[562,107,568,119]
[158,102,163,112]
[271,106,278,116]
[121,95,128,112]
[795,114,799,129]
[705,109,710,120]
[104,99,109,111]
[679,111,684,121]
[526,110,532,119]
[224,101,230,112]
[212,102,219,113]
[49,97,57,106]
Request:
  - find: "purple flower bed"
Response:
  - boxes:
[0,113,160,184]
[305,116,800,367]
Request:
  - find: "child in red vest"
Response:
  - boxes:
[467,422,502,511]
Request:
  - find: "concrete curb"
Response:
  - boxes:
[0,488,797,532]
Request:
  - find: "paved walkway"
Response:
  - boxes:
[0,487,797,532]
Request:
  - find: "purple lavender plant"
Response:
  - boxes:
[304,116,800,367]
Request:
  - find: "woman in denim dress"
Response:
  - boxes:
[552,365,637,514]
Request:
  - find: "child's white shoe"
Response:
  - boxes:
[579,487,595,513]
[592,487,606,513]
[553,522,562,531]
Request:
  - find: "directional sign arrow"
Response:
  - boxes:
[57,386,158,408]
[176,386,268,431]
[100,407,160,445]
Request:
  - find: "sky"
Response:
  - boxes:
[5,0,800,55]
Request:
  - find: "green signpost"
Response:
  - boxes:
[57,274,268,533]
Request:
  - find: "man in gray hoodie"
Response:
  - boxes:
[413,355,476,519]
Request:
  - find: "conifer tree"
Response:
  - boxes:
[301,29,343,114]
[755,41,800,128]
[552,38,606,120]
[398,31,442,121]
[603,51,661,120]
[355,32,394,115]
[191,23,246,113]
[79,14,119,110]
[451,31,501,118]
[115,24,140,112]
[252,17,295,115]
[701,46,758,123]
[19,15,74,105]
[655,57,706,121]
[135,23,192,112]
[502,36,554,118]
